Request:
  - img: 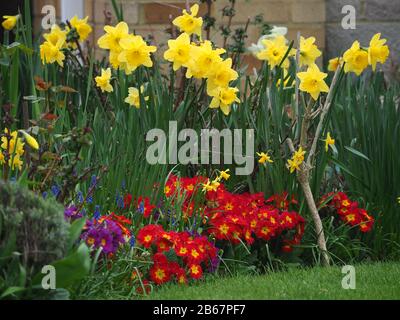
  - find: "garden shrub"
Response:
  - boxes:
[0,180,69,274]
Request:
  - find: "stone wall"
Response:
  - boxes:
[82,0,327,69]
[326,0,400,67]
[32,0,400,69]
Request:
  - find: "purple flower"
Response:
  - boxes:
[77,191,84,203]
[129,236,136,247]
[51,185,60,197]
[94,205,101,220]
[81,218,126,255]
[90,175,97,188]
[64,205,83,221]
[208,256,221,273]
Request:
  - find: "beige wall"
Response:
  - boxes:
[34,0,326,69]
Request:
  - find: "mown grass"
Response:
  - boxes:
[145,262,400,300]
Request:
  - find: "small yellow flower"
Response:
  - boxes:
[69,15,92,42]
[209,87,240,116]
[397,196,400,204]
[9,154,23,171]
[327,57,343,72]
[19,130,39,150]
[95,68,113,93]
[163,32,192,71]
[323,132,335,152]
[368,33,390,71]
[343,41,368,75]
[293,147,306,163]
[1,129,24,156]
[2,15,19,31]
[202,178,220,192]
[297,64,329,100]
[298,36,321,67]
[257,152,273,164]
[287,158,301,173]
[218,169,230,181]
[172,4,203,37]
[125,86,149,108]
[287,146,306,173]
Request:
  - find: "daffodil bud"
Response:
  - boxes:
[19,130,39,150]
[2,15,19,31]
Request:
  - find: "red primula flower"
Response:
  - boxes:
[137,196,156,218]
[149,263,171,285]
[176,268,188,285]
[137,224,163,248]
[189,264,203,279]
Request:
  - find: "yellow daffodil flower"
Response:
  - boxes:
[209,87,240,116]
[206,58,238,95]
[368,33,390,71]
[297,64,329,100]
[2,15,19,31]
[163,32,192,71]
[257,152,273,164]
[118,34,157,74]
[97,21,129,52]
[9,154,23,171]
[343,41,368,75]
[287,147,306,173]
[327,57,343,72]
[256,35,293,69]
[125,86,149,108]
[298,36,321,67]
[185,41,225,79]
[202,178,220,192]
[172,4,203,37]
[40,37,66,67]
[95,68,113,93]
[19,130,39,150]
[44,24,67,47]
[323,132,335,152]
[219,169,231,181]
[69,15,92,42]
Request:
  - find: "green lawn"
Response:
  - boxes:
[146,262,400,300]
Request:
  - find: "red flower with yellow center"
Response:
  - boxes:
[344,214,356,222]
[261,226,270,235]
[250,219,257,228]
[218,223,230,235]
[341,199,351,207]
[190,248,200,259]
[150,264,170,284]
[189,264,203,279]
